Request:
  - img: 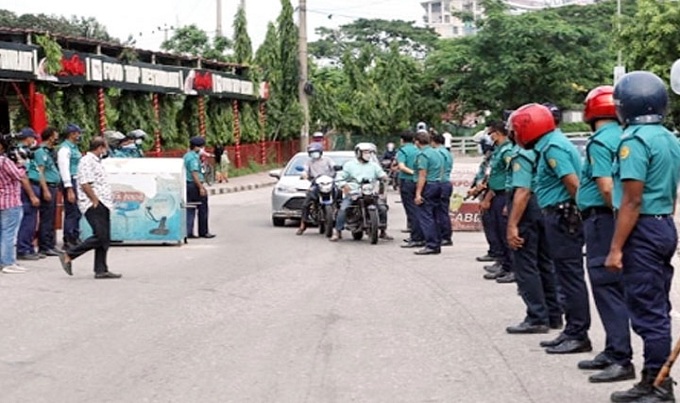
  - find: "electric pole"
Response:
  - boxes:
[299,0,310,151]
[216,0,223,37]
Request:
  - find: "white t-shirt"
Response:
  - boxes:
[442,132,453,149]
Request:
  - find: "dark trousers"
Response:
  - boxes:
[490,192,511,272]
[17,184,41,255]
[622,216,676,371]
[400,179,423,242]
[543,211,590,340]
[62,179,81,244]
[584,212,632,365]
[511,195,561,325]
[301,185,320,222]
[437,182,453,242]
[39,186,58,252]
[187,182,209,237]
[416,183,442,250]
[67,204,110,273]
[482,205,502,257]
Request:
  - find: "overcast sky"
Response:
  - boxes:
[0,0,425,51]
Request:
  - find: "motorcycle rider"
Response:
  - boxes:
[381,142,397,162]
[330,143,392,242]
[114,129,147,158]
[296,142,336,236]
[104,130,126,157]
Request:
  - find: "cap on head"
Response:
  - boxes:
[65,123,82,134]
[17,127,37,139]
[190,136,206,147]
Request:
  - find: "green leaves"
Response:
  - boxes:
[233,5,253,65]
[161,24,232,61]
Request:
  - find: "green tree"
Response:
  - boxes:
[161,24,232,61]
[0,10,114,41]
[233,4,253,65]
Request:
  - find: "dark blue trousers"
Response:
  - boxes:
[511,194,561,325]
[400,180,423,242]
[482,203,503,258]
[437,182,453,242]
[490,191,511,271]
[416,183,442,250]
[38,186,58,252]
[584,212,632,365]
[186,182,209,237]
[62,179,81,244]
[17,184,41,255]
[622,216,676,371]
[543,211,590,340]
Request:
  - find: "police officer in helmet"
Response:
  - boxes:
[605,71,680,402]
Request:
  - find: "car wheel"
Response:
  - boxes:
[272,217,286,227]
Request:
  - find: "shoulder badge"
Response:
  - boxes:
[548,158,557,168]
[512,162,520,172]
[619,145,630,160]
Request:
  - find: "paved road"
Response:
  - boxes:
[2,187,680,403]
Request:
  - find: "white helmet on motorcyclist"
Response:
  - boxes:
[103,130,126,148]
[354,142,376,162]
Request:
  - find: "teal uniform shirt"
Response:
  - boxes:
[511,149,538,190]
[28,145,60,184]
[437,146,453,183]
[487,139,513,191]
[505,144,520,191]
[396,143,419,181]
[415,145,444,183]
[184,150,204,183]
[336,159,386,192]
[612,124,680,215]
[111,148,127,158]
[60,140,81,177]
[534,129,582,208]
[576,122,621,210]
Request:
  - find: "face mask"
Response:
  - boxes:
[310,151,321,159]
[135,139,143,145]
[122,143,137,149]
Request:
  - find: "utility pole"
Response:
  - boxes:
[299,0,310,151]
[216,0,223,37]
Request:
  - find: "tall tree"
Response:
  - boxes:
[233,4,253,65]
[0,9,114,41]
[161,24,232,61]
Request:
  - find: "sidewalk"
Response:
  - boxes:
[205,171,278,196]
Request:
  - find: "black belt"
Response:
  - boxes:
[492,189,506,195]
[581,206,613,220]
[639,214,672,219]
[30,180,59,188]
[542,200,573,215]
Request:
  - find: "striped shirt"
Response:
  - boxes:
[0,155,25,210]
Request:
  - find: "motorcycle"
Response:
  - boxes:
[344,179,386,245]
[306,174,338,238]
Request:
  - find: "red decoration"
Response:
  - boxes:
[259,102,267,164]
[59,54,86,77]
[193,72,213,91]
[198,97,206,137]
[97,88,106,134]
[233,100,241,168]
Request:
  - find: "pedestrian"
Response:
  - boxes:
[297,142,335,235]
[14,128,44,260]
[58,123,83,249]
[58,137,120,279]
[480,122,514,283]
[432,133,453,247]
[0,134,40,273]
[214,143,230,183]
[575,85,634,384]
[397,131,424,249]
[605,71,680,402]
[510,103,592,355]
[184,136,215,239]
[413,130,444,255]
[442,130,453,152]
[34,127,63,257]
[505,125,562,334]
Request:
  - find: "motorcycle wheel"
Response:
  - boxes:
[323,205,334,238]
[368,209,379,245]
[352,231,363,241]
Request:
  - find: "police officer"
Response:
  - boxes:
[605,71,680,402]
[184,136,215,239]
[505,123,562,334]
[397,131,425,249]
[58,124,83,249]
[413,130,444,255]
[34,127,63,257]
[510,103,591,355]
[481,122,514,282]
[432,133,453,246]
[575,85,634,383]
[15,128,42,260]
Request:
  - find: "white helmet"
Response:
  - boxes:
[103,130,126,148]
[354,142,376,161]
[416,121,428,132]
[312,131,324,139]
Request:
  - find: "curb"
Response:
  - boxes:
[207,181,276,196]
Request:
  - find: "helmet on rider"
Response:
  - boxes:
[509,103,556,149]
[103,130,126,148]
[416,121,427,133]
[386,142,395,152]
[613,71,668,125]
[355,142,375,162]
[584,85,617,126]
[127,129,148,146]
[307,142,323,159]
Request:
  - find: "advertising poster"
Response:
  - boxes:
[449,162,483,232]
[80,158,187,243]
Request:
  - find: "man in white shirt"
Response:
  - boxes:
[57,124,83,249]
[58,137,120,279]
[442,131,453,151]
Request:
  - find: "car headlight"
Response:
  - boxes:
[361,183,374,196]
[276,185,297,194]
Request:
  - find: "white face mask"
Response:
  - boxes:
[135,139,143,145]
[310,151,321,159]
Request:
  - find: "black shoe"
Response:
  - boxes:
[611,370,673,402]
[545,338,592,354]
[414,247,441,255]
[483,270,508,280]
[540,333,568,348]
[549,317,564,330]
[589,363,636,383]
[187,234,197,239]
[94,271,122,279]
[17,253,40,261]
[200,233,216,239]
[476,254,498,262]
[58,252,72,276]
[578,352,613,370]
[401,241,425,248]
[400,229,411,233]
[506,322,550,334]
[40,249,61,257]
[441,239,453,246]
[484,262,502,273]
[496,272,516,284]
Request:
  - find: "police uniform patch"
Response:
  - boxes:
[513,162,520,172]
[505,156,511,164]
[548,158,557,168]
[620,145,630,160]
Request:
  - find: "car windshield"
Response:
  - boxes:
[283,154,355,176]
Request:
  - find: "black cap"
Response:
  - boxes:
[189,136,206,147]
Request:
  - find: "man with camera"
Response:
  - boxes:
[0,131,40,273]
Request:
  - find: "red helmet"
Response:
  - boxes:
[509,103,556,148]
[584,85,617,124]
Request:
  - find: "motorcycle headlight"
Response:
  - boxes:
[318,183,333,193]
[276,185,297,194]
[361,183,374,195]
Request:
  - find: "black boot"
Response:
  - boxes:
[611,369,675,402]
